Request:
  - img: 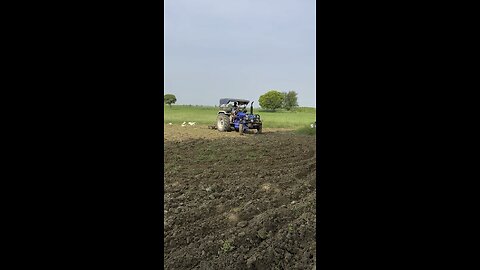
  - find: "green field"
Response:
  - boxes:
[164,105,316,129]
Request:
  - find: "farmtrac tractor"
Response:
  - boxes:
[216,98,262,134]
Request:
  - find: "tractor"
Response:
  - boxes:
[216,98,262,134]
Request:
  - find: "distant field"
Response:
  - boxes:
[164,105,316,129]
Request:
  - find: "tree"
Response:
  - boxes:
[259,90,284,111]
[282,91,299,111]
[164,94,177,108]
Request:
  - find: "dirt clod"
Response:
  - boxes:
[246,256,256,267]
[257,228,268,239]
[237,221,248,228]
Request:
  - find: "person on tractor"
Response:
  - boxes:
[230,102,238,123]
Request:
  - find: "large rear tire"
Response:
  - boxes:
[217,114,230,132]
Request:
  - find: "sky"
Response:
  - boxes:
[164,0,316,107]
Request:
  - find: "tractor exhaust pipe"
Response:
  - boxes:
[250,101,254,114]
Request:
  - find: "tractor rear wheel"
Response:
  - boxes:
[217,114,230,132]
[239,123,245,135]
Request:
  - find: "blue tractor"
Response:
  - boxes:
[216,98,262,134]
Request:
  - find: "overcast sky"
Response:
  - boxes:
[164,0,316,107]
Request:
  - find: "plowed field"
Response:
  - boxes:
[164,125,316,269]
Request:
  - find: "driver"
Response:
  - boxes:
[230,102,238,122]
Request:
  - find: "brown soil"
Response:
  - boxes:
[164,125,316,269]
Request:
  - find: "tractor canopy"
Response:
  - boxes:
[219,98,250,106]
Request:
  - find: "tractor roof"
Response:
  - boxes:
[219,98,250,106]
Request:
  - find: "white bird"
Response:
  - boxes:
[310,124,314,128]
[168,123,172,125]
[188,122,196,126]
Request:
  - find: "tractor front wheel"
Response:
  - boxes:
[257,125,262,134]
[217,114,230,132]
